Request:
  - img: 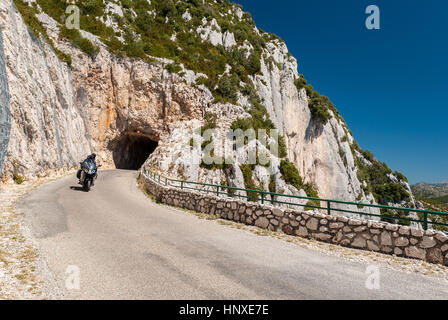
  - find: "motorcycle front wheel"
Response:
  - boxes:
[84,179,92,192]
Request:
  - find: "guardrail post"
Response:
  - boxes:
[261,192,265,205]
[180,181,184,190]
[165,177,167,186]
[327,201,331,215]
[217,185,220,196]
[423,212,428,230]
[158,175,161,183]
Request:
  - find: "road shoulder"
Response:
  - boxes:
[0,173,71,299]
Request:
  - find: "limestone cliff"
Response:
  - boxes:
[0,25,10,176]
[0,0,417,222]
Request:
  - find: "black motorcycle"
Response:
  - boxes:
[77,160,98,192]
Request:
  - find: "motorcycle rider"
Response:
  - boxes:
[78,153,98,185]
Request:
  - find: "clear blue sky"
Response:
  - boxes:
[236,0,447,184]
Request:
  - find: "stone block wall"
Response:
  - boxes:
[139,172,448,266]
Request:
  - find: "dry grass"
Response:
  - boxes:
[0,170,74,299]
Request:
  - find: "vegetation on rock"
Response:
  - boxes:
[240,164,262,201]
[279,159,319,205]
[294,74,340,125]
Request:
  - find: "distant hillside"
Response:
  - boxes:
[434,181,448,188]
[411,182,448,230]
[433,195,448,204]
[411,183,448,199]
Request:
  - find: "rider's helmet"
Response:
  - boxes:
[88,153,96,161]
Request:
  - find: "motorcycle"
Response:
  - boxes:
[77,161,98,192]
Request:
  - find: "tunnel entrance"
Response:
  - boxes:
[112,133,158,170]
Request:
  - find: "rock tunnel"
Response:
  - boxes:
[112,132,158,170]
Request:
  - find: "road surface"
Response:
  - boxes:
[19,170,448,299]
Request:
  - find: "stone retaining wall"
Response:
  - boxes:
[139,172,448,266]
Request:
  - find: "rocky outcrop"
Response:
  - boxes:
[0,1,209,180]
[249,39,379,214]
[0,25,10,176]
[0,1,91,180]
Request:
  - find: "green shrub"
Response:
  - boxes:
[269,175,275,193]
[60,26,99,57]
[165,63,182,73]
[195,76,208,86]
[279,159,303,191]
[380,210,396,224]
[277,135,288,158]
[380,209,411,226]
[240,164,261,201]
[230,118,252,132]
[296,74,341,125]
[279,159,320,200]
[35,0,66,23]
[355,149,410,206]
[122,40,147,59]
[308,93,332,124]
[78,37,99,56]
[394,171,409,183]
[361,149,375,162]
[304,182,320,209]
[201,113,217,135]
[13,174,24,185]
[372,183,409,204]
[214,74,240,104]
[220,179,236,197]
[12,161,24,184]
[245,51,261,75]
[56,50,72,66]
[294,75,307,91]
[15,0,73,67]
[79,0,106,16]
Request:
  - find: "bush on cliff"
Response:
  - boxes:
[279,159,303,191]
[354,148,411,206]
[279,159,320,204]
[60,26,99,57]
[240,164,261,201]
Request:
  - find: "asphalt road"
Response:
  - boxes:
[19,170,448,299]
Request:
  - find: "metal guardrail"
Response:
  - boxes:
[141,167,448,230]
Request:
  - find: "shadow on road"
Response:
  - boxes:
[70,186,86,192]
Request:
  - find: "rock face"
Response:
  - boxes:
[0,0,417,222]
[0,1,91,180]
[0,0,208,180]
[250,39,380,214]
[0,26,10,176]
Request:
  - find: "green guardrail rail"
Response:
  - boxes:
[141,167,448,231]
